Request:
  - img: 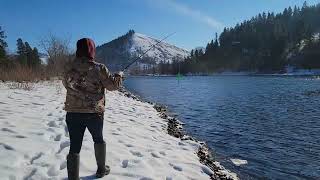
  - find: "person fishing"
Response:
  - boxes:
[62,38,123,179]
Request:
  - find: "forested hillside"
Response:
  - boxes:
[172,1,320,74]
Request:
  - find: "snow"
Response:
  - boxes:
[312,32,320,42]
[0,81,214,180]
[284,67,320,75]
[230,159,248,166]
[129,33,189,64]
[39,53,49,65]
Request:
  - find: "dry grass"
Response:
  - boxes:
[5,82,35,91]
[0,66,42,82]
[0,66,47,90]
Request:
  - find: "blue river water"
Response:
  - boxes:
[124,76,320,180]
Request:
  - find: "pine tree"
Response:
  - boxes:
[32,47,41,66]
[16,39,41,68]
[25,42,33,66]
[0,26,7,59]
[214,33,219,48]
[190,49,194,57]
[174,2,320,73]
[302,1,308,10]
[17,38,27,65]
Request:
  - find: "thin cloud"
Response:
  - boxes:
[148,0,224,31]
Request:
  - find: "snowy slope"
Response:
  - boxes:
[0,81,217,180]
[96,31,189,70]
[128,33,189,63]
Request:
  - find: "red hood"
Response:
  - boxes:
[76,38,96,61]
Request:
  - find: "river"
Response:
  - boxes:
[124,76,320,179]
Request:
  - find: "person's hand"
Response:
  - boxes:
[114,71,124,87]
[114,71,124,78]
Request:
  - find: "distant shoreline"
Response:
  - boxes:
[127,73,320,77]
[124,68,320,77]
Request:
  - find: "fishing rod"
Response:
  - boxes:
[122,32,176,72]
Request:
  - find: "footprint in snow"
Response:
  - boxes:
[47,165,59,177]
[132,159,141,164]
[126,135,136,139]
[60,161,67,170]
[54,134,62,141]
[130,150,143,157]
[57,141,70,154]
[151,152,160,158]
[30,152,44,164]
[0,101,7,105]
[1,128,16,134]
[122,160,129,168]
[129,119,136,122]
[140,178,153,180]
[125,144,134,148]
[47,127,56,132]
[112,132,120,136]
[24,169,37,180]
[32,102,45,106]
[60,141,70,149]
[169,163,183,172]
[0,143,15,151]
[48,121,59,128]
[64,126,69,137]
[15,135,27,139]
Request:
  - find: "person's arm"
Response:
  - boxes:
[62,67,70,89]
[100,65,122,91]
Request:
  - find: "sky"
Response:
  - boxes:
[1,0,320,53]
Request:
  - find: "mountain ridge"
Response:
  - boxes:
[96,30,189,71]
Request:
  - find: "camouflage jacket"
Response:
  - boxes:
[62,57,119,113]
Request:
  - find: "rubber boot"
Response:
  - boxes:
[94,143,110,178]
[67,153,80,180]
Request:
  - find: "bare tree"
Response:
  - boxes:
[39,33,73,76]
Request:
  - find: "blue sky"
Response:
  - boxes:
[1,0,319,52]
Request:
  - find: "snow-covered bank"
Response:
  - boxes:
[0,81,236,180]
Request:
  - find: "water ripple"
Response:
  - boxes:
[125,76,320,179]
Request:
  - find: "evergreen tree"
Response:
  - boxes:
[17,38,27,65]
[0,26,7,60]
[25,42,33,66]
[16,39,41,67]
[32,47,41,66]
[176,1,320,73]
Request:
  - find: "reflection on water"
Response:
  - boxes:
[124,76,320,180]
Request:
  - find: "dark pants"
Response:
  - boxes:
[66,112,105,154]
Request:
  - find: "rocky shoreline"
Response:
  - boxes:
[120,88,238,180]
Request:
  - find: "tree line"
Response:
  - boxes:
[0,26,72,81]
[0,28,42,69]
[162,1,320,75]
